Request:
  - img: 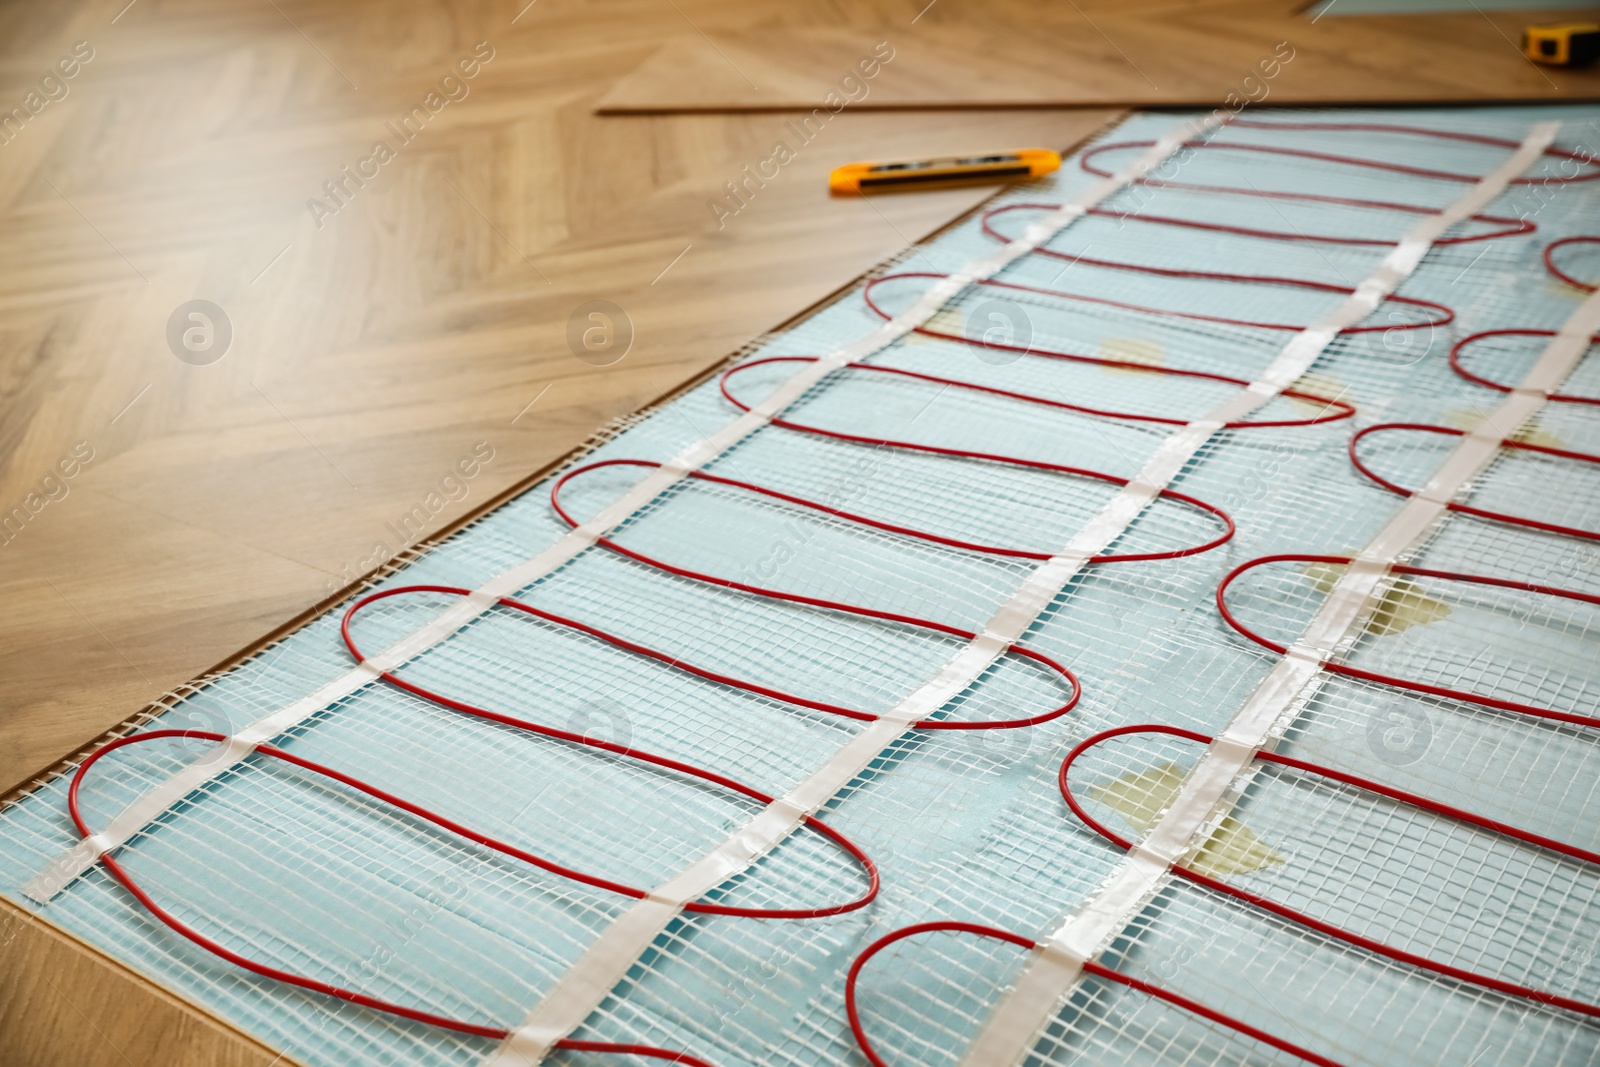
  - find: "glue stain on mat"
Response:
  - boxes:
[1098,337,1163,375]
[907,308,964,344]
[1548,279,1594,300]
[1445,408,1565,450]
[1301,561,1451,636]
[1284,372,1347,409]
[1090,761,1284,878]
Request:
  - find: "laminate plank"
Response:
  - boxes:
[0,897,303,1067]
[596,0,1600,111]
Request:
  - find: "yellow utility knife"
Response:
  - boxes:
[830,149,1061,194]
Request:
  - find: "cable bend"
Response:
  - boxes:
[1349,423,1600,543]
[1216,553,1600,729]
[1059,724,1600,1017]
[846,919,1348,1067]
[66,731,721,1063]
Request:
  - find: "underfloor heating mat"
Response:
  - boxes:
[5,105,1600,1067]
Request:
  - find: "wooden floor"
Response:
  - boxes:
[0,0,1122,1063]
[597,0,1600,111]
[0,896,293,1067]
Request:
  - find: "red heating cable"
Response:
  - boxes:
[1083,120,1600,190]
[67,730,717,1064]
[986,200,1532,250]
[724,357,1345,463]
[1449,329,1600,406]
[348,580,1074,733]
[845,920,1347,1067]
[1225,118,1600,168]
[557,458,1231,567]
[855,287,1357,428]
[1217,554,1600,730]
[339,586,880,914]
[1059,723,1600,1017]
[545,466,1083,730]
[862,267,1452,337]
[1349,423,1600,543]
[1544,236,1600,292]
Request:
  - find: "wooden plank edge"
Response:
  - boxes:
[595,95,1600,115]
[0,895,306,1067]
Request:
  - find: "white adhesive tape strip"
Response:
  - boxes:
[1050,850,1174,964]
[1299,557,1391,656]
[1138,748,1254,866]
[480,112,1235,1066]
[958,119,1565,1067]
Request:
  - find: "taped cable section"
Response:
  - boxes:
[867,266,1453,336]
[342,589,879,914]
[846,922,1347,1067]
[512,116,1548,1067]
[1543,234,1600,291]
[1059,724,1600,1017]
[950,119,1564,1067]
[1217,555,1600,729]
[1450,328,1600,404]
[725,352,1351,434]
[1017,200,1535,247]
[557,459,1231,566]
[1349,423,1600,542]
[348,578,1078,735]
[1082,118,1600,192]
[456,114,1241,1065]
[64,730,754,1066]
[475,110,1415,1067]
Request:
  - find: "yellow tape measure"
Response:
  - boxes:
[829,149,1061,194]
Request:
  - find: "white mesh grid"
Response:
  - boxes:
[2,107,1600,1067]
